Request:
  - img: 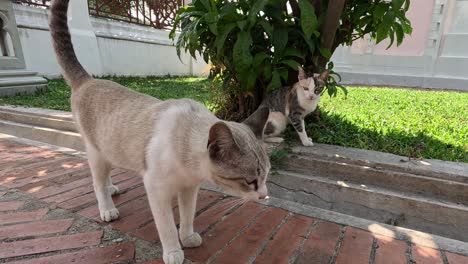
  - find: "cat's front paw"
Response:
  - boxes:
[100,207,120,222]
[181,232,202,248]
[163,249,184,264]
[302,139,314,147]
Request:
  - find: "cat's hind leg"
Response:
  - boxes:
[86,144,119,222]
[263,115,286,143]
[264,137,284,143]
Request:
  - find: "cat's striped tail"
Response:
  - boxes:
[49,0,91,89]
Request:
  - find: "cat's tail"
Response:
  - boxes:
[49,0,91,90]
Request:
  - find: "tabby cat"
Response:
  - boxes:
[261,67,328,146]
[49,1,270,264]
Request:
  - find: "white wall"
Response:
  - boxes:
[333,0,468,90]
[12,3,208,79]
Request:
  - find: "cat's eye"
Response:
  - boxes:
[245,179,258,191]
[302,86,309,91]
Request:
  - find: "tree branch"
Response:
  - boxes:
[290,0,300,18]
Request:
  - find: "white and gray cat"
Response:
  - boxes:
[49,1,270,264]
[261,67,328,146]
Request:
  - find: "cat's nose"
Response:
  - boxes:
[257,184,268,199]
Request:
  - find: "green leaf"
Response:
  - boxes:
[395,24,404,46]
[386,29,395,49]
[278,67,288,81]
[273,26,288,54]
[233,31,253,73]
[392,0,404,10]
[284,47,305,59]
[264,63,273,80]
[298,0,318,39]
[376,26,387,44]
[259,20,273,37]
[373,4,387,21]
[204,12,218,35]
[318,47,332,59]
[246,70,258,90]
[281,60,301,71]
[199,0,212,12]
[337,84,348,96]
[303,35,316,54]
[237,20,248,30]
[215,23,237,56]
[376,11,395,44]
[267,70,282,91]
[248,0,268,26]
[253,52,270,67]
[327,84,336,97]
[404,0,411,11]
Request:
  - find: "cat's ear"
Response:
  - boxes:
[208,122,240,162]
[318,70,329,82]
[243,107,270,139]
[298,66,307,81]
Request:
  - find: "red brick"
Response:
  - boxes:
[43,170,133,204]
[211,207,288,264]
[255,214,313,264]
[32,176,92,199]
[7,242,134,264]
[0,201,24,211]
[0,157,72,183]
[112,208,154,232]
[193,198,240,233]
[112,185,146,205]
[0,218,73,239]
[78,195,148,220]
[56,190,96,210]
[0,148,62,162]
[132,205,179,242]
[295,221,342,264]
[412,245,443,264]
[197,190,221,210]
[0,152,58,169]
[335,227,374,264]
[0,208,48,225]
[137,260,164,264]
[0,157,80,182]
[5,162,89,188]
[133,221,159,241]
[185,202,264,262]
[44,184,94,204]
[446,252,468,264]
[0,230,103,258]
[62,184,146,211]
[374,235,407,264]
[115,175,143,190]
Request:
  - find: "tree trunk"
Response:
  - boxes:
[317,0,346,69]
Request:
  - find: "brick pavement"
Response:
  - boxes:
[0,139,467,264]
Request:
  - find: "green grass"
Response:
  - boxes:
[305,87,468,162]
[0,76,213,112]
[1,77,466,162]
